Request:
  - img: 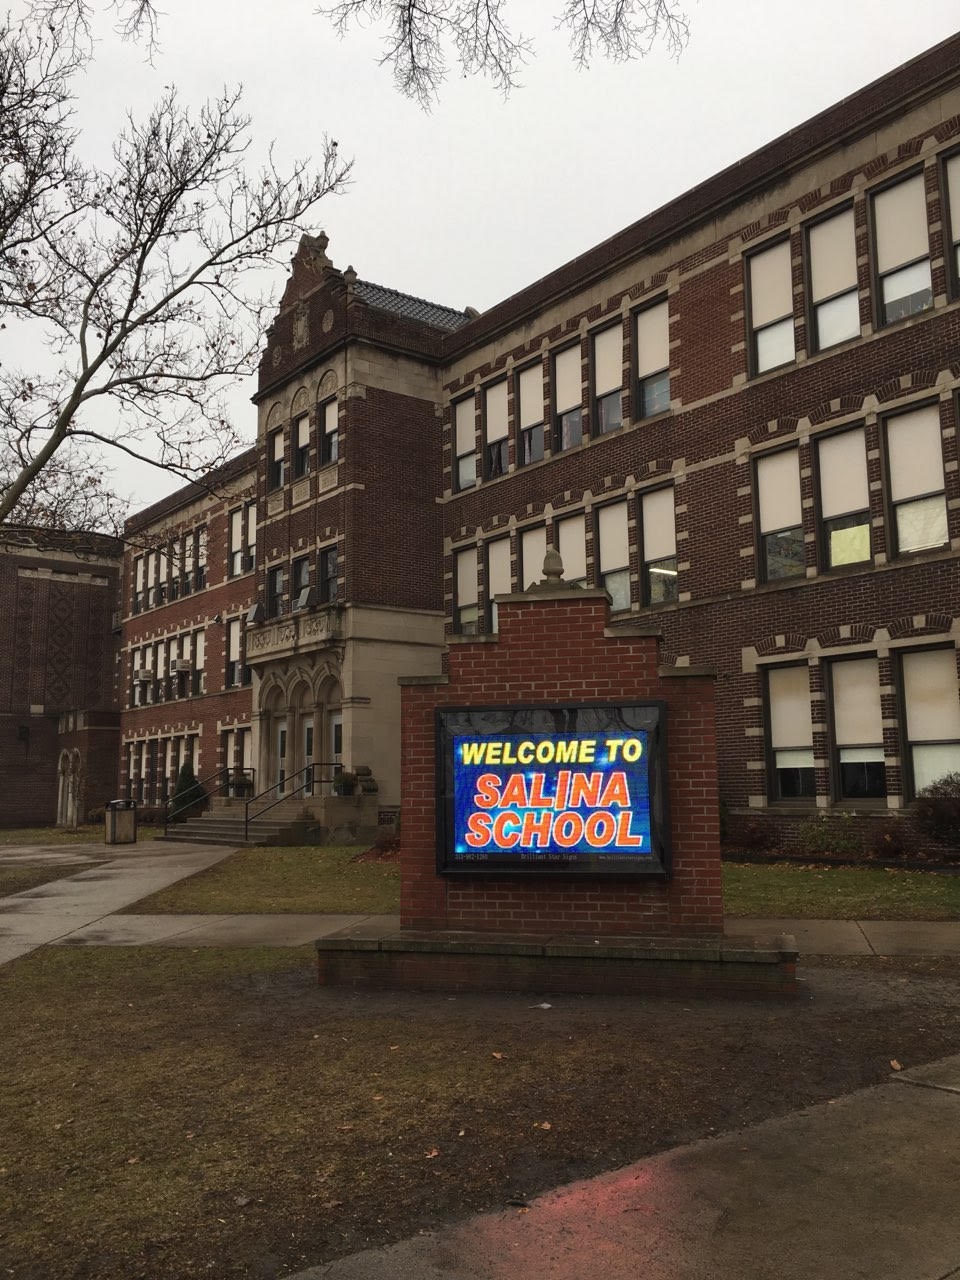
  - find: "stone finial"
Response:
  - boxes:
[343,265,357,300]
[523,548,584,594]
[300,231,331,268]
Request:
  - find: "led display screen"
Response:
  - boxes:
[436,703,669,876]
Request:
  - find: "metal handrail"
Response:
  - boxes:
[244,760,343,841]
[163,765,256,834]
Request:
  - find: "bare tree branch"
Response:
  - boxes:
[1,3,352,532]
[318,0,689,106]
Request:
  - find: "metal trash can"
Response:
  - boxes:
[105,799,137,845]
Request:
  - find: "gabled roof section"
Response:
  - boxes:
[354,279,473,333]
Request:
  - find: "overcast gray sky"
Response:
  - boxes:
[45,1,960,509]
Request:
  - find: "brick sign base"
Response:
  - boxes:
[317,586,797,997]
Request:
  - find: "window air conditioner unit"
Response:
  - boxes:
[245,601,264,626]
[294,586,316,612]
[171,659,191,673]
[133,667,150,681]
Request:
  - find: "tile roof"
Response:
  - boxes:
[354,279,472,333]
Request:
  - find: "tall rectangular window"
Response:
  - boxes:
[517,363,544,465]
[808,208,859,350]
[597,502,630,612]
[831,657,885,799]
[179,632,192,697]
[133,556,144,613]
[885,405,948,555]
[640,487,677,603]
[294,414,310,478]
[168,540,181,601]
[486,537,511,632]
[156,548,168,605]
[593,325,623,434]
[166,637,177,699]
[520,526,546,590]
[319,545,338,603]
[267,565,286,618]
[901,648,960,794]
[484,381,509,478]
[557,514,587,588]
[945,153,960,291]
[196,527,207,589]
[748,240,795,373]
[818,429,870,568]
[229,508,244,576]
[246,502,257,569]
[145,552,156,608]
[292,555,310,605]
[636,301,670,417]
[155,641,167,701]
[320,399,339,466]
[269,430,285,489]
[192,629,205,696]
[180,532,193,595]
[455,547,479,634]
[226,619,241,687]
[873,173,932,325]
[767,664,814,799]
[553,345,582,451]
[454,398,476,491]
[757,448,804,580]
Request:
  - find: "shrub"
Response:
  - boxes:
[333,770,358,797]
[793,810,863,858]
[864,815,914,860]
[169,762,207,822]
[913,772,960,850]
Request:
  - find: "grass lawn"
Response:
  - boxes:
[0,863,96,896]
[123,844,400,915]
[0,825,163,846]
[724,861,960,920]
[4,945,960,1279]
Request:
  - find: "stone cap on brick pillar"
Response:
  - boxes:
[494,547,612,606]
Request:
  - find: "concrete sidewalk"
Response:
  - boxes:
[287,1054,960,1280]
[0,840,236,965]
[53,911,401,948]
[725,915,960,954]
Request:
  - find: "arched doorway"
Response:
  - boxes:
[255,664,343,801]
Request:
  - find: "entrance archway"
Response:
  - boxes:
[256,664,343,800]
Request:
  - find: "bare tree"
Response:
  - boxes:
[320,0,691,107]
[1,3,351,528]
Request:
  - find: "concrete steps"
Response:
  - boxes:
[162,808,314,847]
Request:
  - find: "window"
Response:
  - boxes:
[226,619,242,687]
[818,429,870,568]
[229,508,244,576]
[455,547,479,633]
[486,537,511,632]
[748,240,794,374]
[155,641,167,702]
[639,487,677,603]
[168,540,181,601]
[636,301,670,417]
[133,556,144,614]
[517,363,544,465]
[484,381,509,478]
[767,664,814,799]
[179,633,192,697]
[180,531,193,596]
[293,555,310,606]
[166,637,177,699]
[320,399,339,466]
[830,657,885,799]
[557,514,587,588]
[155,548,168,605]
[294,414,310,478]
[319,545,338,603]
[267,565,286,618]
[269,430,285,490]
[192,629,205,695]
[195,527,207,589]
[807,208,859,350]
[592,325,622,434]
[246,502,257,570]
[885,405,948,555]
[597,502,630,611]
[901,648,960,795]
[945,153,960,292]
[520,525,546,590]
[757,448,804,580]
[453,398,476,491]
[145,550,157,608]
[553,345,582,451]
[872,173,932,325]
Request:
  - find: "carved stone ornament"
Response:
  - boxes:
[293,305,309,351]
[271,345,283,368]
[322,309,334,334]
[319,369,337,396]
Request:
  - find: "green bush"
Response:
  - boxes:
[794,810,863,858]
[169,763,207,822]
[913,772,960,851]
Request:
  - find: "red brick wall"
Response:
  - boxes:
[400,592,723,937]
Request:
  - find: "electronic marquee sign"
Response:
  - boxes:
[436,703,670,877]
